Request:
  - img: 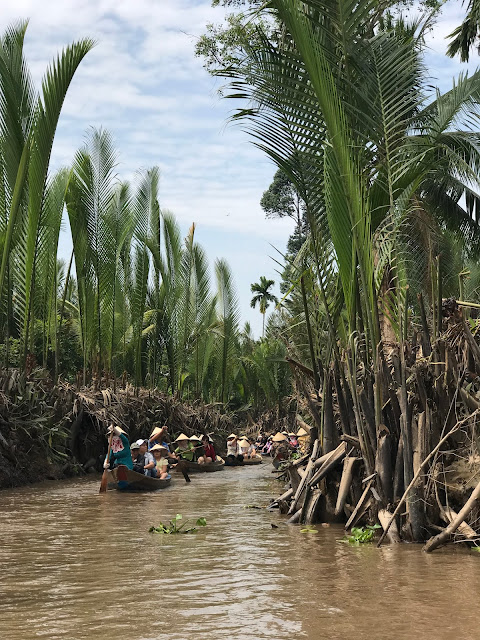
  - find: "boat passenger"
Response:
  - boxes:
[271,432,290,468]
[151,444,169,479]
[174,433,195,461]
[103,424,133,470]
[137,439,156,477]
[288,432,299,448]
[238,438,250,457]
[149,425,168,450]
[296,427,309,454]
[130,442,145,474]
[246,439,257,458]
[189,435,202,461]
[198,434,216,464]
[226,434,243,465]
[149,425,177,461]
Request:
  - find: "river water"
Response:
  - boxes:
[0,464,479,640]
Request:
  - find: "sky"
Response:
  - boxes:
[0,0,477,337]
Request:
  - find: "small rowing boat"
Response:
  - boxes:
[107,465,171,491]
[225,455,263,467]
[175,459,225,473]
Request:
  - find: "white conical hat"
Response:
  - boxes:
[150,444,168,452]
[296,427,309,438]
[174,433,190,442]
[272,432,287,442]
[227,433,237,440]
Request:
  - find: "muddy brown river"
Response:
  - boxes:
[0,464,479,640]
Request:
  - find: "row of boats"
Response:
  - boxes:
[107,454,263,492]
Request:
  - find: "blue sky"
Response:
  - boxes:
[0,0,477,336]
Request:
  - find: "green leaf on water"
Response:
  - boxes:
[300,527,318,534]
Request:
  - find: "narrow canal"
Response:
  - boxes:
[1,464,479,640]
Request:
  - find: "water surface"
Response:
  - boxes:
[0,464,478,639]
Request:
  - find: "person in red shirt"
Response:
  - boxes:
[198,434,216,465]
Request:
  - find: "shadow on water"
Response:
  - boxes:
[0,465,479,640]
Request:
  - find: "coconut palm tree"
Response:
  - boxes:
[250,276,278,337]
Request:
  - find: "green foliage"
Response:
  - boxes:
[300,526,318,534]
[341,525,381,545]
[447,0,480,62]
[149,514,207,534]
[250,276,278,337]
[0,21,94,370]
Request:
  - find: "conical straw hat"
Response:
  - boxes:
[150,444,168,452]
[227,433,237,440]
[149,426,164,440]
[107,425,127,435]
[296,427,308,438]
[189,435,201,442]
[239,439,249,446]
[175,433,190,442]
[272,432,287,442]
[288,432,296,437]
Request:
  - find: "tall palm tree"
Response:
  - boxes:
[250,276,277,337]
[0,21,94,370]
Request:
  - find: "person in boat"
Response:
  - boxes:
[149,425,177,462]
[151,444,169,479]
[225,434,243,465]
[198,434,216,465]
[288,432,299,448]
[261,435,273,456]
[189,435,202,461]
[130,442,145,474]
[174,433,195,461]
[103,424,133,470]
[137,439,156,477]
[239,438,256,459]
[271,432,290,468]
[255,432,266,449]
[296,427,309,454]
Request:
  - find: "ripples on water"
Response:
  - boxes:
[1,465,479,640]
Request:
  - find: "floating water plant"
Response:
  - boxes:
[149,514,207,534]
[341,525,381,545]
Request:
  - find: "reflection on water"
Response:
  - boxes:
[0,465,479,640]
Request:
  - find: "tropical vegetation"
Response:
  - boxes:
[0,20,290,413]
[196,0,480,539]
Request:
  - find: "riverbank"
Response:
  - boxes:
[1,465,479,640]
[0,369,293,489]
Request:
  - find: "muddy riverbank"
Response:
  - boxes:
[1,464,479,640]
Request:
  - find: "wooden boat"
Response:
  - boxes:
[107,465,171,491]
[225,455,263,467]
[176,459,225,473]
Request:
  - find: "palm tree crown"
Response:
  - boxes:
[250,276,278,337]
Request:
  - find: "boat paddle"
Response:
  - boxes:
[176,459,191,483]
[99,429,114,494]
